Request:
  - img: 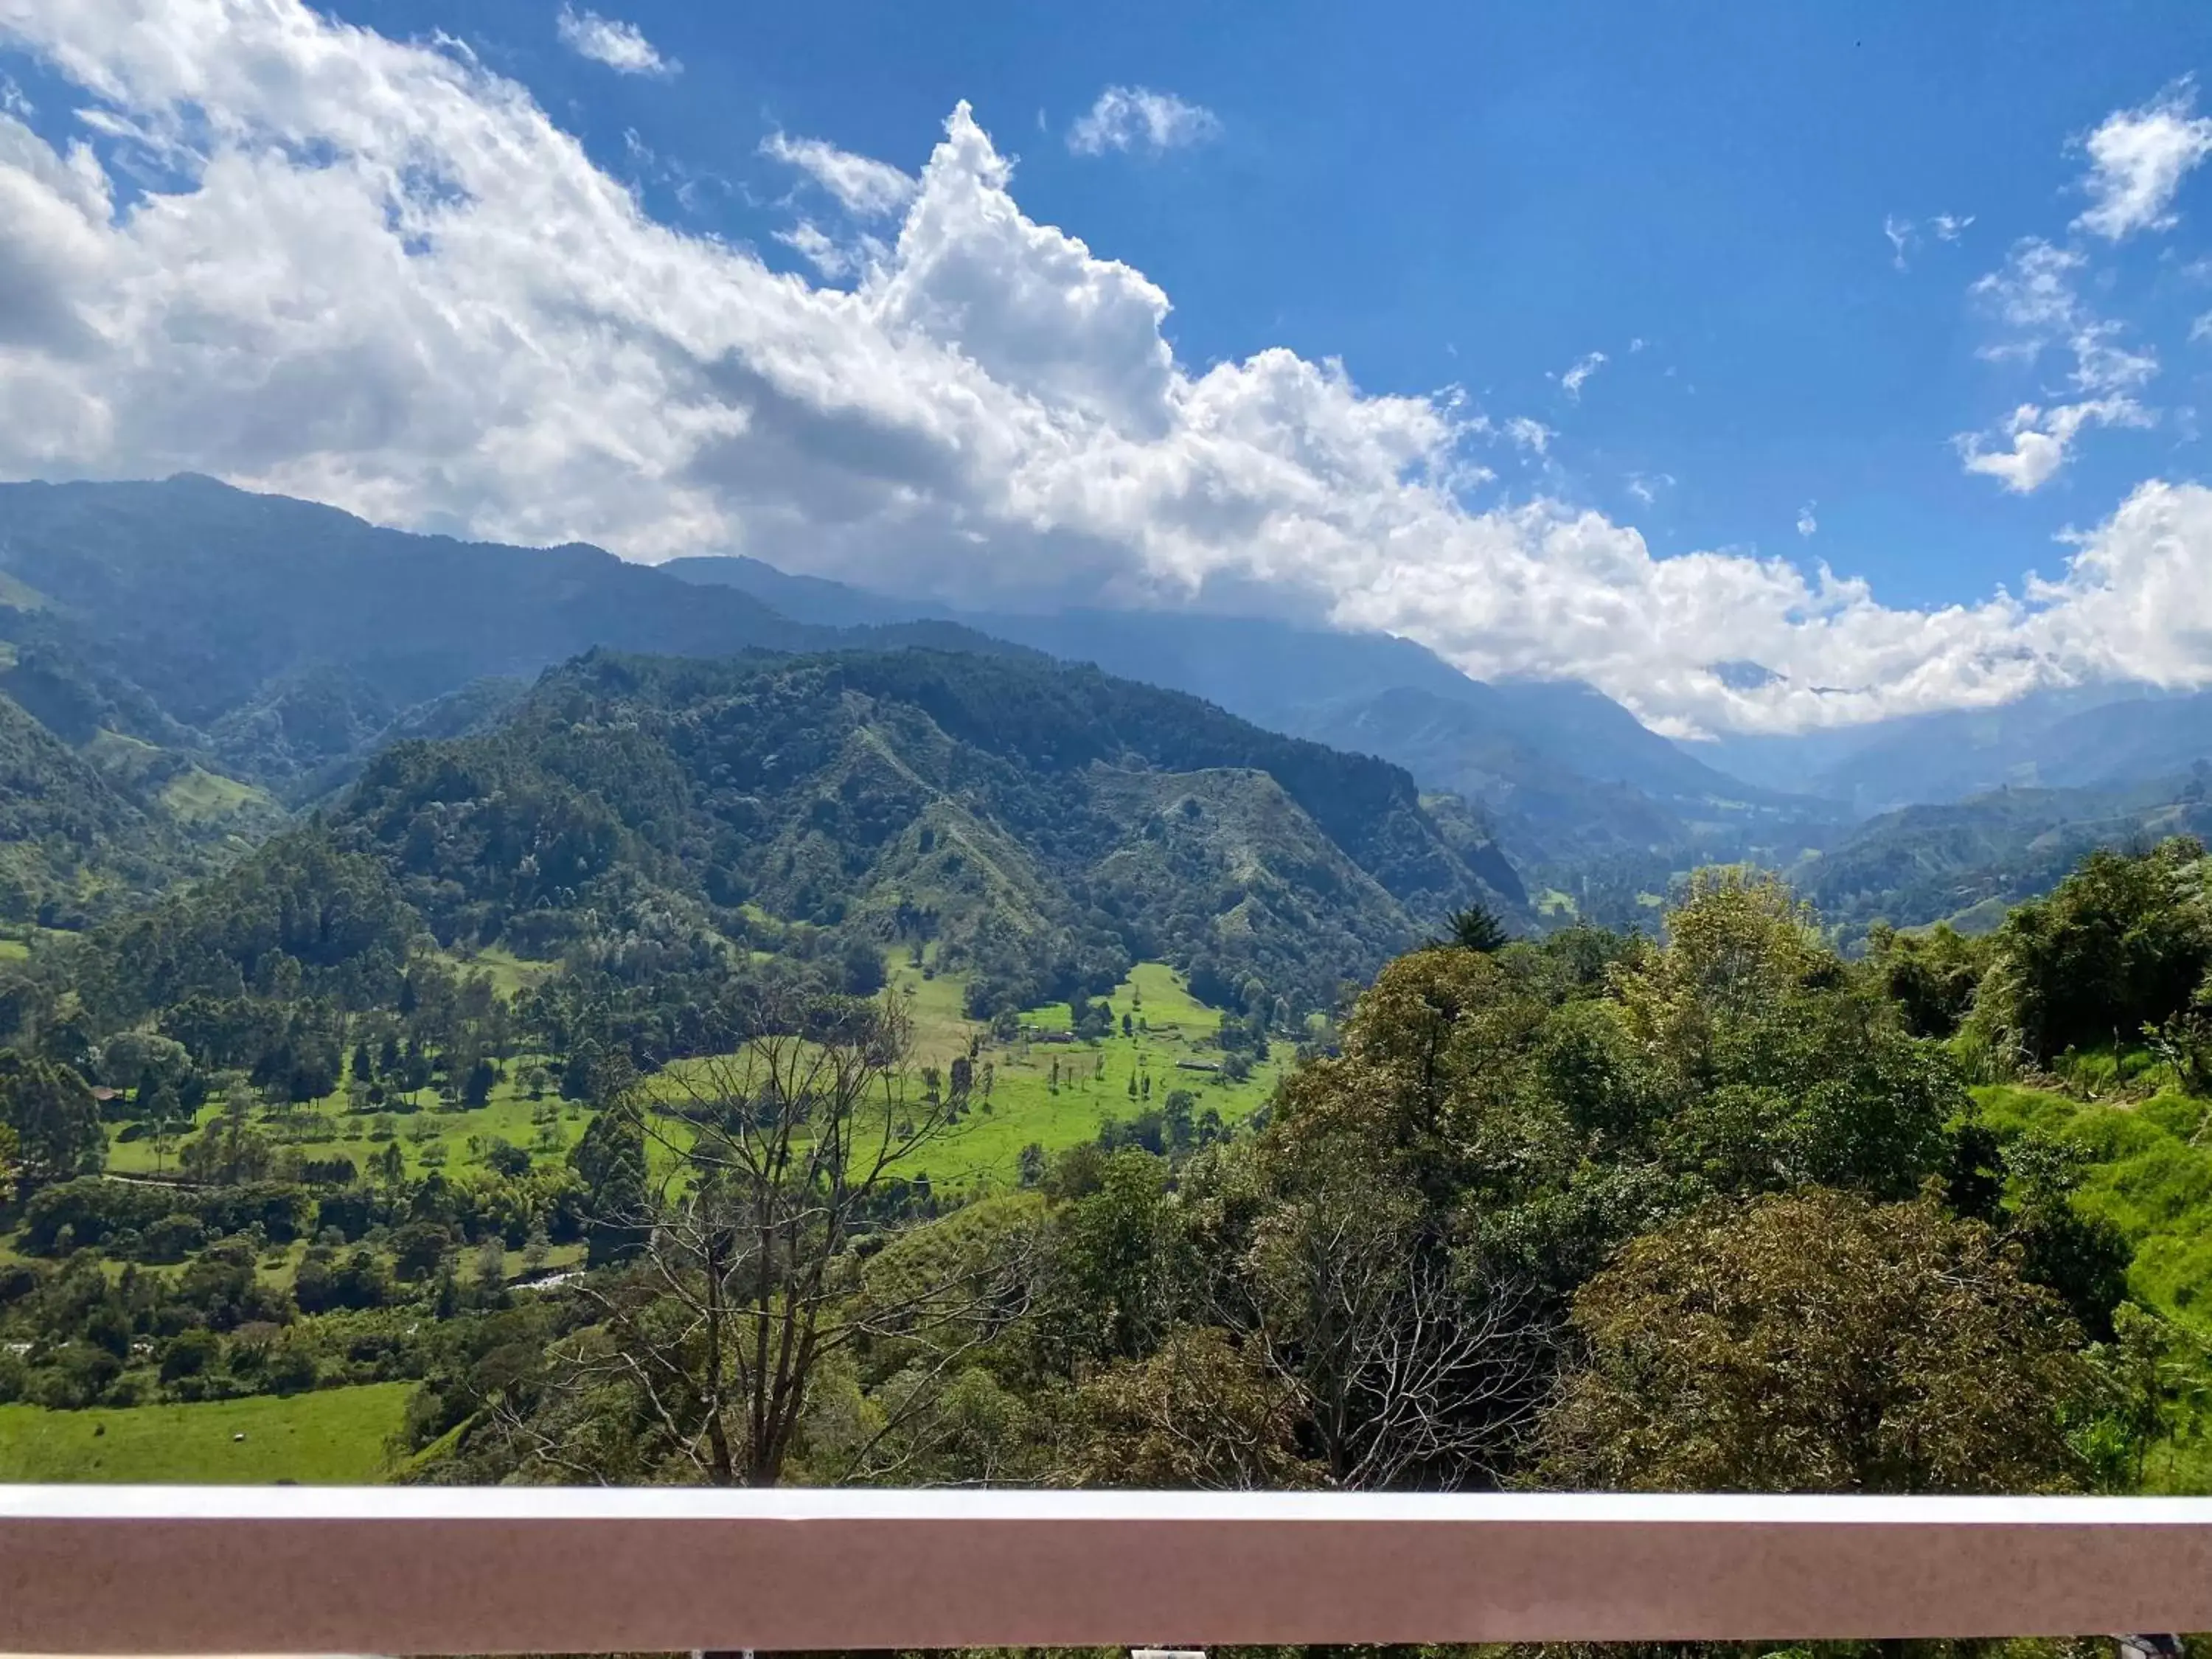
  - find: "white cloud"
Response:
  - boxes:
[1956,397,2152,493]
[2075,80,2212,240]
[1625,471,1672,506]
[1068,86,1220,157]
[1559,350,1607,400]
[1930,212,1974,241]
[555,4,675,77]
[8,1,2212,737]
[775,219,871,281]
[760,131,917,218]
[1795,504,1817,538]
[1957,237,2160,489]
[1505,417,1554,455]
[1884,215,1913,270]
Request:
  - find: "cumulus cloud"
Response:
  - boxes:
[1795,504,1817,538]
[4,0,2212,736]
[1957,397,2153,493]
[2075,80,2212,240]
[1956,237,2160,490]
[555,4,675,77]
[760,131,917,218]
[1068,86,1220,157]
[1559,350,1606,400]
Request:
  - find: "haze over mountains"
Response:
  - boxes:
[3,473,2212,946]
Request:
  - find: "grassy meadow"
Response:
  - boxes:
[1976,1077,2212,1492]
[0,1382,412,1482]
[102,954,1280,1192]
[880,956,1284,1189]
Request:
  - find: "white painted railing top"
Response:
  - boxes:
[5,1487,2212,1653]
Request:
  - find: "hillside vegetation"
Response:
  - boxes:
[11,825,2212,1497]
[319,647,1520,1015]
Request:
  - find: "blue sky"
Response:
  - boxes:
[329,0,2212,610]
[5,0,2212,733]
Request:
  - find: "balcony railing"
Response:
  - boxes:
[7,1488,2212,1654]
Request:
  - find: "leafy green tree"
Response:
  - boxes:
[178,1078,271,1186]
[2003,1135,2133,1343]
[1615,869,1961,1201]
[567,1098,647,1267]
[462,1057,498,1107]
[1867,921,1993,1039]
[1065,1326,1315,1489]
[1969,838,2212,1065]
[1540,1189,2098,1493]
[0,1050,104,1194]
[1038,1149,1182,1369]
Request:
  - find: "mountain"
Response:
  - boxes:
[1795,769,2212,942]
[1691,684,2212,814]
[0,684,278,930]
[324,647,1526,1014]
[0,476,1031,804]
[663,555,1832,866]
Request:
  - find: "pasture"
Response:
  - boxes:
[0,1382,412,1483]
[100,958,1279,1191]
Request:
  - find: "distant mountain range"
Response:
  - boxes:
[7,473,2212,950]
[1689,684,2212,814]
[661,554,1838,872]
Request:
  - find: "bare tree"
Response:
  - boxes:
[1234,1185,1557,1489]
[518,990,1032,1486]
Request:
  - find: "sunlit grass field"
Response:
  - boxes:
[103,957,1279,1190]
[1975,1078,2212,1493]
[0,1382,412,1483]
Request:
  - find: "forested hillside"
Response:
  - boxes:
[669,552,1848,871]
[321,647,1521,1016]
[0,476,1027,815]
[1800,769,2212,943]
[11,826,2212,1499]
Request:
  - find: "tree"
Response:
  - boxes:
[1234,1183,1554,1490]
[1969,838,2212,1065]
[0,1051,104,1194]
[1163,1088,1195,1155]
[1437,902,1512,953]
[1065,1326,1315,1489]
[178,1077,271,1186]
[1539,1189,2098,1493]
[518,990,1028,1486]
[462,1057,498,1107]
[568,1099,647,1268]
[1614,869,1961,1202]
